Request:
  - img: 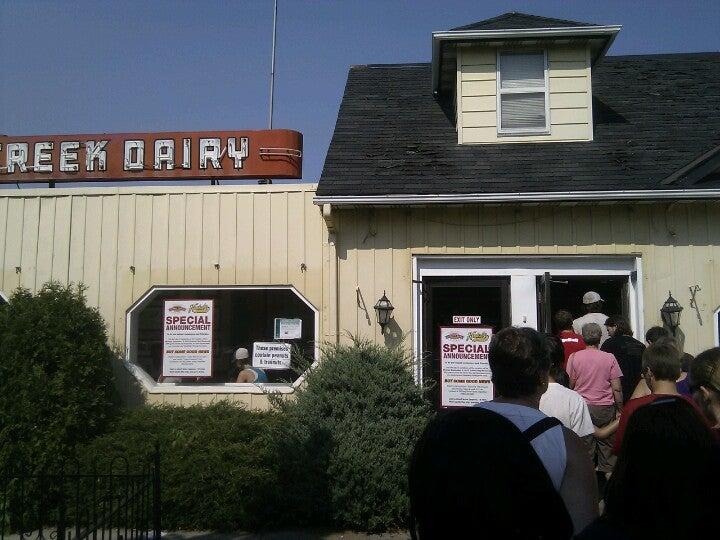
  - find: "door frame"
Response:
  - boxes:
[412,255,644,384]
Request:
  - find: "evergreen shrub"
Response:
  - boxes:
[0,282,116,472]
[81,402,280,531]
[270,338,433,532]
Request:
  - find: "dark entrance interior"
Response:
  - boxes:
[422,277,511,406]
[538,274,631,333]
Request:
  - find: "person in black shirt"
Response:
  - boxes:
[602,317,645,404]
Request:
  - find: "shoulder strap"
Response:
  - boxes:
[523,416,562,442]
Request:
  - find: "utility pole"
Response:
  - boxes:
[260,0,278,185]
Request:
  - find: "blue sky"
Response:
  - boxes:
[1,0,719,185]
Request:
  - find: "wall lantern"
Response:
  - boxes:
[660,291,683,333]
[374,291,394,333]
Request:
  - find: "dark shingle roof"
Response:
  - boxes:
[317,53,720,197]
[451,12,598,31]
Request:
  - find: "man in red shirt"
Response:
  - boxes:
[555,310,586,368]
[613,340,701,454]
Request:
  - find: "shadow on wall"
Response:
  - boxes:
[382,318,405,349]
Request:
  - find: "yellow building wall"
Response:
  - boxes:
[0,184,327,407]
[333,202,720,354]
[458,44,593,144]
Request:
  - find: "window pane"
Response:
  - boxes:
[499,53,545,89]
[500,93,546,130]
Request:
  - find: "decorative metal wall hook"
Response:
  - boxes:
[689,284,703,326]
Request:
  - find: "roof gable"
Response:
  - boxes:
[450,11,599,31]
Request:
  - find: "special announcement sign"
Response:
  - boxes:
[162,300,214,377]
[439,326,494,407]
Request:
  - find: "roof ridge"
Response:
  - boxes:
[450,11,597,31]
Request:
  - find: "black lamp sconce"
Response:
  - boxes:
[374,291,395,333]
[660,291,683,334]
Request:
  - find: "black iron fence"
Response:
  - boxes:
[0,448,160,540]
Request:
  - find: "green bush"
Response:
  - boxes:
[0,282,116,472]
[80,402,280,531]
[271,338,433,532]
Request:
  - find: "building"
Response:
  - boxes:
[2,12,719,407]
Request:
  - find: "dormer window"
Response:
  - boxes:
[496,51,549,135]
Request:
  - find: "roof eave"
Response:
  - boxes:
[315,188,720,207]
[431,25,622,94]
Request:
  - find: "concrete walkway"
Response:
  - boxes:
[162,531,410,540]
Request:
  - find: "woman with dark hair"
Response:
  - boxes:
[409,407,574,540]
[601,316,645,404]
[578,396,720,539]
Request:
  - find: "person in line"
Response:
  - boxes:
[612,340,700,454]
[567,323,623,477]
[409,407,574,540]
[676,352,694,397]
[478,327,598,535]
[601,316,645,404]
[572,292,610,345]
[577,397,720,540]
[541,335,619,441]
[555,309,585,368]
[626,326,673,400]
[689,347,720,437]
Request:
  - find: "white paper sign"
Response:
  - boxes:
[162,300,214,377]
[274,318,302,339]
[253,342,292,370]
[452,315,482,324]
[440,326,494,407]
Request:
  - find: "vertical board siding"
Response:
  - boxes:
[459,44,592,144]
[0,186,323,407]
[335,203,720,354]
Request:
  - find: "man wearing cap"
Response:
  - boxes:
[233,347,269,383]
[573,292,610,346]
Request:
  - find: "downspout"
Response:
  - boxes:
[322,204,340,344]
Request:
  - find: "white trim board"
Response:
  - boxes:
[412,255,644,384]
[314,189,720,206]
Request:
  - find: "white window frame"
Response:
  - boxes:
[713,306,720,347]
[124,284,320,394]
[496,50,550,136]
[0,291,8,304]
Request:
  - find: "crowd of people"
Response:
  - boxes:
[410,291,720,539]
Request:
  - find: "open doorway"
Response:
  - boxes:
[538,274,631,333]
[422,277,510,406]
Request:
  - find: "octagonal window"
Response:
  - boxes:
[126,286,317,388]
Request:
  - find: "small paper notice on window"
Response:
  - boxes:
[274,318,302,340]
[253,342,292,370]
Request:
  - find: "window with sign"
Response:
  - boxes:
[128,286,317,386]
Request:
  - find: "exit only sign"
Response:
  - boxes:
[452,315,482,324]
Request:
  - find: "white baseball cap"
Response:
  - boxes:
[234,347,249,360]
[582,291,603,304]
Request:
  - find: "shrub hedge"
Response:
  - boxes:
[81,403,280,531]
[271,339,433,532]
[0,283,116,473]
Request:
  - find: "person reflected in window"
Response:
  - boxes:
[577,396,720,540]
[602,316,645,404]
[233,347,268,383]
